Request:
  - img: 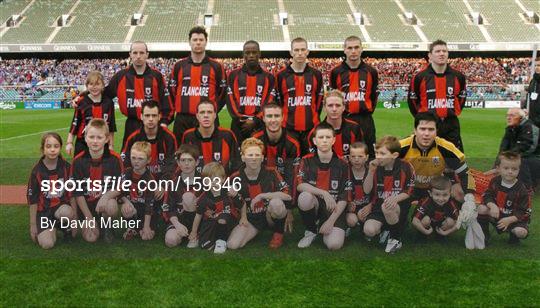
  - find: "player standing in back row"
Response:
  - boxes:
[169,26,228,143]
[275,37,324,155]
[330,35,378,158]
[408,39,467,151]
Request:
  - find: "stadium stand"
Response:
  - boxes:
[284,0,361,42]
[1,0,73,44]
[212,0,283,42]
[521,0,540,11]
[468,0,539,42]
[352,0,421,42]
[0,0,31,26]
[401,0,485,42]
[131,0,207,43]
[52,0,139,43]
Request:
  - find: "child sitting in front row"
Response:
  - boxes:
[478,151,531,244]
[412,176,460,240]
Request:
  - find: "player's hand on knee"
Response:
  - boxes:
[176,224,189,238]
[121,200,135,218]
[30,224,38,243]
[488,204,499,219]
[319,219,334,235]
[323,192,337,211]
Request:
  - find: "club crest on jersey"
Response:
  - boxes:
[159,153,164,161]
[343,143,350,152]
[257,85,263,94]
[214,152,221,161]
[306,84,312,92]
[277,157,284,165]
[331,180,339,190]
[447,87,453,95]
[145,87,151,96]
[394,180,400,188]
[432,156,440,166]
[103,114,108,121]
[202,75,208,85]
[360,80,366,89]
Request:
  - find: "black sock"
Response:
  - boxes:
[215,222,228,241]
[299,207,317,234]
[388,222,401,241]
[272,217,286,234]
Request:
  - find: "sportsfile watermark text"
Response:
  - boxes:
[40,176,242,195]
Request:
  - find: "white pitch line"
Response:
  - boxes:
[0,127,69,142]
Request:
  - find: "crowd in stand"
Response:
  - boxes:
[0,57,533,89]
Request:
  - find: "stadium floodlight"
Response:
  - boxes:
[7,14,21,27]
[524,11,539,24]
[403,12,417,25]
[279,12,288,26]
[131,13,143,26]
[470,12,483,25]
[204,14,213,27]
[353,12,364,25]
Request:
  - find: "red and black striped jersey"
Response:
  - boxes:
[168,55,227,115]
[121,126,177,180]
[196,189,244,220]
[120,168,155,215]
[27,157,71,211]
[408,64,467,119]
[227,64,276,120]
[252,129,301,186]
[350,166,370,210]
[371,159,415,203]
[230,166,289,214]
[106,65,173,125]
[414,197,459,223]
[307,118,364,158]
[71,148,123,203]
[482,176,531,222]
[297,152,352,203]
[330,60,379,114]
[182,127,240,175]
[275,64,324,132]
[69,94,116,139]
[162,171,201,221]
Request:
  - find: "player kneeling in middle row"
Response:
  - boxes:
[98,141,156,241]
[227,138,292,250]
[162,144,201,248]
[189,162,245,254]
[296,122,352,250]
[363,136,415,253]
[412,176,459,241]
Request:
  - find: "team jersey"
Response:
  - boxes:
[196,189,244,220]
[71,148,123,203]
[329,60,379,114]
[168,55,227,115]
[69,94,116,139]
[230,167,289,214]
[400,135,469,191]
[297,152,352,203]
[275,64,324,132]
[120,168,154,215]
[252,129,301,187]
[307,118,364,158]
[408,64,467,119]
[106,65,173,125]
[482,176,532,222]
[226,64,276,120]
[182,127,240,174]
[414,197,460,223]
[27,157,71,211]
[121,126,177,180]
[161,170,201,221]
[371,159,415,203]
[350,166,370,209]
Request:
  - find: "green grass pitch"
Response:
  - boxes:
[0,108,538,306]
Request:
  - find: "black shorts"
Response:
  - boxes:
[366,199,411,225]
[315,197,347,231]
[166,211,196,234]
[248,212,272,231]
[199,213,238,250]
[122,117,143,147]
[36,206,63,234]
[437,116,463,152]
[77,200,101,227]
[346,113,376,158]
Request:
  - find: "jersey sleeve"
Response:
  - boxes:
[514,186,532,222]
[338,162,353,203]
[158,73,174,125]
[69,106,81,135]
[27,166,40,205]
[407,73,421,115]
